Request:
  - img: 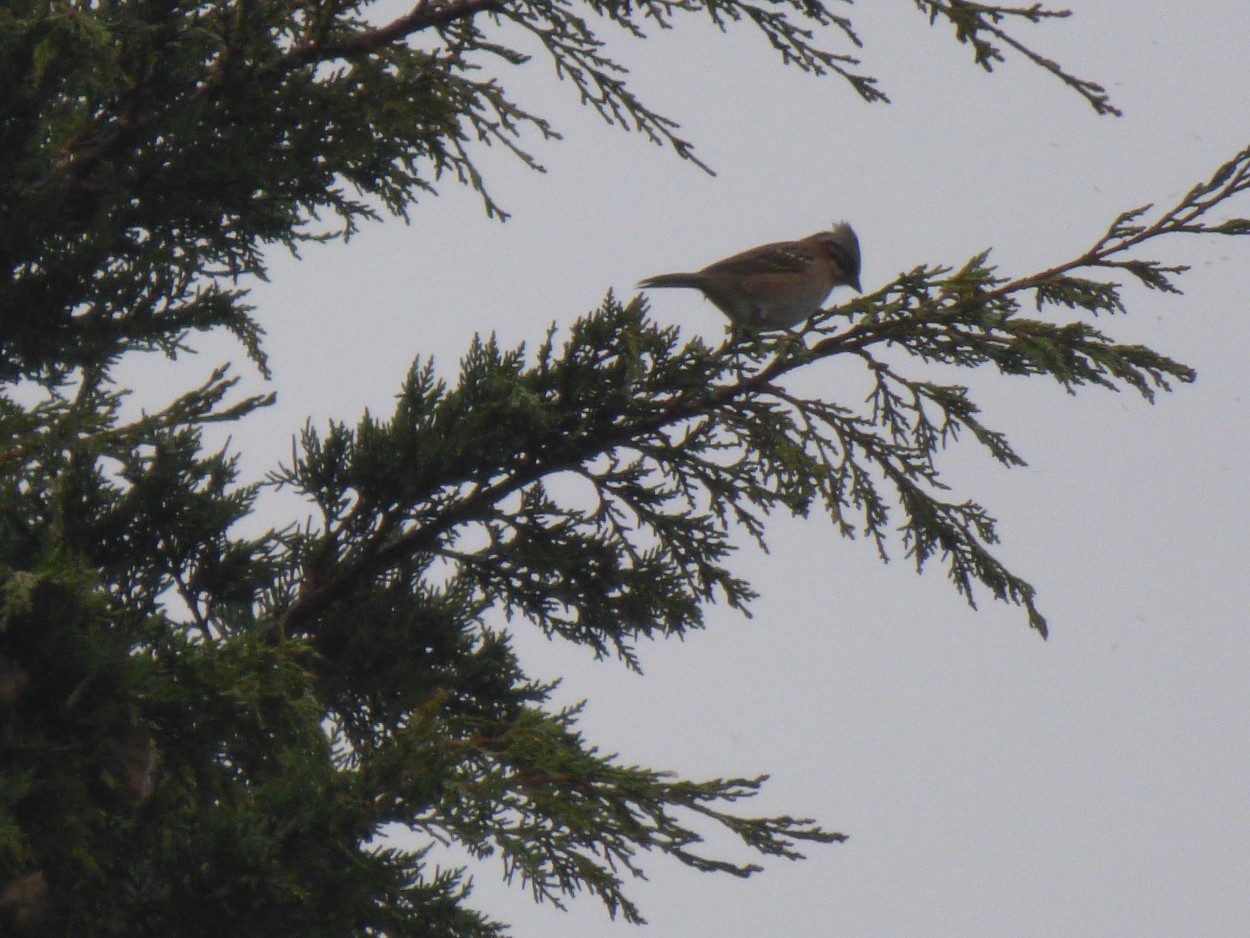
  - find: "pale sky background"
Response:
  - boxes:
[155,2,1250,934]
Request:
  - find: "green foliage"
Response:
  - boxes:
[913,0,1120,114]
[2,0,1249,935]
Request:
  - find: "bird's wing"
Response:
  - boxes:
[702,240,813,277]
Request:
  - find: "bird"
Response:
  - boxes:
[637,223,862,329]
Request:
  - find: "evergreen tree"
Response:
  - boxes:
[1,1,1247,934]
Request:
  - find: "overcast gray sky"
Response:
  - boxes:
[177,2,1250,934]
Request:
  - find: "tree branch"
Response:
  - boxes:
[287,0,507,65]
[272,145,1250,643]
[914,0,1120,115]
[980,144,1250,303]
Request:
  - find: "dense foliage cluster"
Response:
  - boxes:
[1,1,1246,934]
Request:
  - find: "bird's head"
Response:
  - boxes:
[814,222,861,292]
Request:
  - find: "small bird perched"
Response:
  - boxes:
[637,223,862,329]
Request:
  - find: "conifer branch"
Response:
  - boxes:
[276,146,1250,646]
[914,0,1120,115]
[982,145,1250,302]
[388,704,844,922]
[287,0,507,65]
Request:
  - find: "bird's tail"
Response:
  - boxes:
[636,272,705,291]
